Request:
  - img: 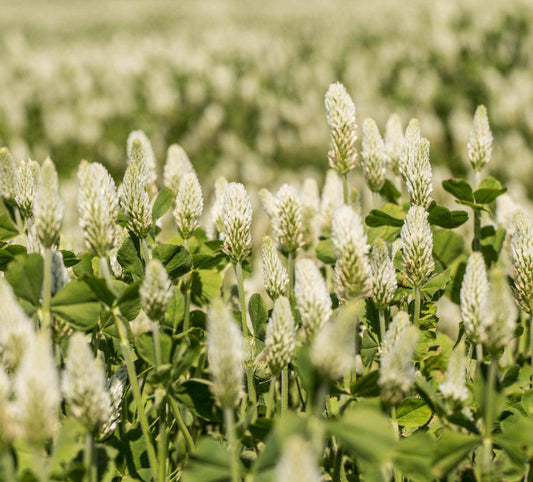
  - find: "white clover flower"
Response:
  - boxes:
[300,178,320,250]
[399,120,432,208]
[163,144,195,194]
[379,311,418,405]
[119,161,152,239]
[385,114,404,172]
[295,259,332,339]
[98,367,127,441]
[460,252,489,343]
[0,366,15,445]
[275,435,321,482]
[0,147,17,201]
[15,334,60,446]
[262,236,289,300]
[259,188,276,220]
[400,205,434,287]
[14,159,40,219]
[127,130,156,186]
[33,158,64,248]
[63,333,112,433]
[207,300,244,408]
[0,279,35,372]
[361,118,387,192]
[77,161,119,257]
[109,225,129,278]
[510,212,533,314]
[370,239,397,310]
[467,105,492,173]
[222,182,253,263]
[331,205,371,300]
[264,297,296,375]
[319,170,344,235]
[273,184,303,254]
[129,310,153,339]
[173,172,203,240]
[140,260,172,321]
[439,347,468,403]
[50,250,69,297]
[325,82,358,175]
[207,176,228,239]
[481,269,517,354]
[311,306,356,380]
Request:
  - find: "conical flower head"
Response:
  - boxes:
[63,333,112,433]
[173,172,203,240]
[379,311,418,405]
[33,158,64,248]
[77,161,119,257]
[467,105,492,173]
[319,170,344,234]
[361,118,387,192]
[222,182,253,263]
[259,188,276,220]
[300,178,320,250]
[385,114,404,173]
[119,160,152,238]
[207,300,244,408]
[331,205,371,300]
[295,259,332,339]
[15,334,60,446]
[262,236,289,300]
[370,239,397,310]
[400,205,434,287]
[273,184,303,254]
[140,259,172,321]
[311,302,358,380]
[98,367,127,441]
[460,252,489,343]
[163,144,195,194]
[207,176,228,239]
[399,120,432,208]
[127,130,156,186]
[275,435,321,482]
[15,159,40,219]
[0,279,35,372]
[439,346,468,403]
[0,147,16,201]
[264,297,296,375]
[510,212,533,314]
[325,82,358,175]
[481,269,517,354]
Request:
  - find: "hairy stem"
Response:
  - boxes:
[391,406,402,482]
[413,285,421,328]
[481,355,497,480]
[342,173,350,205]
[183,288,191,332]
[379,310,386,346]
[530,315,533,389]
[141,238,151,265]
[281,367,289,414]
[158,402,167,482]
[224,407,240,482]
[42,247,52,337]
[169,397,195,452]
[84,432,97,482]
[152,321,162,370]
[473,172,482,252]
[266,376,276,418]
[287,251,295,297]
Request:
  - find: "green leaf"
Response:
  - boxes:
[117,281,142,321]
[379,179,401,203]
[192,240,226,270]
[427,203,468,229]
[433,431,481,477]
[474,176,507,204]
[164,288,185,331]
[433,230,464,268]
[51,280,101,330]
[480,226,506,267]
[0,213,18,241]
[396,398,432,427]
[0,244,26,271]
[350,370,380,397]
[153,244,193,280]
[59,250,80,268]
[136,331,173,366]
[315,238,336,265]
[365,204,405,228]
[117,237,144,281]
[152,186,174,220]
[182,438,233,482]
[442,178,474,202]
[327,403,396,464]
[84,275,117,306]
[191,269,222,306]
[174,380,221,422]
[248,293,268,340]
[49,420,85,478]
[72,251,95,278]
[393,432,435,482]
[6,253,43,307]
[422,269,451,297]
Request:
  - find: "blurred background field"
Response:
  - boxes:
[0,0,532,191]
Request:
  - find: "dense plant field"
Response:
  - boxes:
[1,78,533,482]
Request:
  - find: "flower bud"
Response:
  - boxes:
[370,239,397,310]
[14,159,40,219]
[510,212,533,314]
[385,114,404,173]
[319,170,343,234]
[173,172,203,240]
[140,260,172,321]
[439,346,468,403]
[98,367,127,440]
[222,182,253,263]
[207,176,228,239]
[361,118,387,192]
[119,161,152,239]
[300,178,320,250]
[163,144,195,194]
[0,147,16,201]
[276,435,321,482]
[127,130,156,186]
[264,297,296,375]
[467,105,492,173]
[262,236,289,300]
[273,184,303,254]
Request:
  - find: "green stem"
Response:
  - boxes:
[99,256,112,285]
[530,315,533,389]
[42,247,52,336]
[473,172,481,252]
[287,251,294,297]
[14,208,26,245]
[169,397,195,452]
[332,445,343,482]
[391,406,402,482]
[379,310,386,345]
[152,321,162,370]
[266,377,276,418]
[158,402,167,482]
[84,433,97,482]
[183,288,191,332]
[113,310,159,479]
[224,407,240,482]
[281,367,289,414]
[342,173,350,205]
[477,343,484,370]
[141,238,151,264]
[481,355,497,480]
[413,285,421,328]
